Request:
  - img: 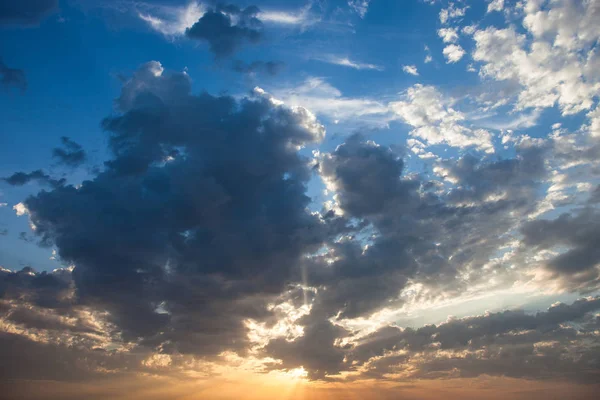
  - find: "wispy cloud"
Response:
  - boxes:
[313,55,384,70]
[348,0,372,18]
[258,4,320,28]
[137,1,205,36]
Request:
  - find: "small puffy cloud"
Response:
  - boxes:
[439,3,467,24]
[443,44,466,63]
[402,65,419,76]
[185,4,263,58]
[13,202,28,216]
[438,27,459,43]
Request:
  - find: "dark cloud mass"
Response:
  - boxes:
[0,0,58,26]
[20,61,330,354]
[186,4,263,58]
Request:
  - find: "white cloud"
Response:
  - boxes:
[438,27,459,43]
[269,77,390,125]
[439,3,468,24]
[258,5,320,28]
[0,202,7,207]
[472,4,600,116]
[348,0,372,18]
[13,202,28,216]
[443,44,465,63]
[137,1,205,36]
[424,45,433,63]
[390,84,495,153]
[313,55,383,71]
[587,104,600,138]
[402,65,419,76]
[487,0,504,13]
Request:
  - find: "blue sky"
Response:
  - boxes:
[1,1,600,396]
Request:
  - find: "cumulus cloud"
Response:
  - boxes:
[18,61,332,357]
[471,0,600,115]
[390,84,494,153]
[185,4,263,58]
[438,27,459,43]
[443,44,466,63]
[487,0,504,13]
[439,2,468,24]
[402,65,419,76]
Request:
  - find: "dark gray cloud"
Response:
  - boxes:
[2,170,65,188]
[0,0,57,26]
[19,61,333,356]
[0,57,27,91]
[522,208,600,288]
[52,137,87,167]
[232,60,284,75]
[186,4,263,59]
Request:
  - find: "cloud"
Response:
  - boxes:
[137,1,205,37]
[402,65,419,76]
[0,0,57,26]
[313,55,384,71]
[471,0,600,115]
[438,27,459,43]
[185,4,263,58]
[19,61,332,356]
[52,137,86,167]
[0,57,27,92]
[350,296,600,382]
[443,44,466,63]
[2,170,65,188]
[487,0,504,13]
[521,208,600,289]
[390,84,494,152]
[258,5,320,28]
[267,77,390,125]
[348,0,372,18]
[439,2,468,24]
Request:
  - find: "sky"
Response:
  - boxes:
[1,0,600,398]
